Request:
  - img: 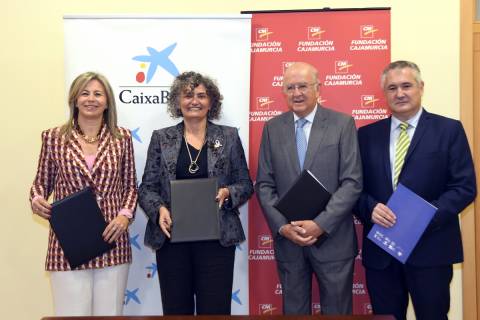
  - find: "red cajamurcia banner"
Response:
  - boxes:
[248,8,391,315]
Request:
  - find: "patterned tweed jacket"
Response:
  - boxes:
[30,126,138,271]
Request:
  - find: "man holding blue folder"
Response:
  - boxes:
[356,60,476,320]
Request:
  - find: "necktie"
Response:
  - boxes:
[393,122,410,188]
[296,118,308,170]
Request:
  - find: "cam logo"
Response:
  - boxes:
[259,304,277,315]
[361,25,379,38]
[317,96,327,105]
[132,43,180,83]
[282,61,295,74]
[256,28,274,41]
[256,97,274,110]
[361,95,379,108]
[364,303,373,314]
[335,60,353,74]
[308,26,325,39]
[258,234,273,249]
[312,303,321,314]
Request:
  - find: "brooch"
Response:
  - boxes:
[213,139,223,149]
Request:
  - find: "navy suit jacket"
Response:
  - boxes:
[356,109,476,269]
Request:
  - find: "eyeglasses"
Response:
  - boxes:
[283,82,318,94]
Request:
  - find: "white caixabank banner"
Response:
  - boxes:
[64,15,251,315]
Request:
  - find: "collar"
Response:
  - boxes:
[391,107,423,131]
[293,105,317,123]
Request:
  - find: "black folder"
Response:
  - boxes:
[170,177,220,243]
[274,170,331,222]
[50,187,115,269]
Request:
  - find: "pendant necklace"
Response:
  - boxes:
[184,133,206,174]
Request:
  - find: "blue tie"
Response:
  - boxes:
[296,118,308,170]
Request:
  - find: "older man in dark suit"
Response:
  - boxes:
[355,60,476,320]
[256,62,363,315]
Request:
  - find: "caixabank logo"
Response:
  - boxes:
[118,43,180,105]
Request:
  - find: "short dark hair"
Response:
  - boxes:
[167,71,223,120]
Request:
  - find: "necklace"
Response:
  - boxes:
[79,133,100,144]
[76,126,100,144]
[184,134,206,174]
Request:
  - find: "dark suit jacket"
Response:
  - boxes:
[356,109,476,269]
[256,106,362,263]
[138,121,253,250]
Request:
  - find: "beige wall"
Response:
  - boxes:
[1,1,461,319]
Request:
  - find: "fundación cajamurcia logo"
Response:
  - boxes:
[251,27,282,53]
[323,60,362,87]
[352,94,388,121]
[118,43,180,105]
[248,234,275,260]
[361,95,379,108]
[334,60,353,74]
[350,24,388,51]
[297,26,335,52]
[307,26,325,40]
[360,25,379,38]
[256,97,275,110]
[259,303,277,315]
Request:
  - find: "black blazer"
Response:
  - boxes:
[138,121,253,250]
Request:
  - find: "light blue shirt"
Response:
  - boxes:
[389,107,423,187]
[293,105,317,145]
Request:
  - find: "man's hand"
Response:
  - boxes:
[291,220,325,239]
[371,203,396,228]
[280,223,318,246]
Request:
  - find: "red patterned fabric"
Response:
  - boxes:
[30,126,138,271]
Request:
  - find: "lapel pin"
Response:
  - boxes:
[213,139,223,149]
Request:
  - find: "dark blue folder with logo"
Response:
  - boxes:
[367,183,437,264]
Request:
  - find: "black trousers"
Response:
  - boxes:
[365,260,453,320]
[156,240,235,315]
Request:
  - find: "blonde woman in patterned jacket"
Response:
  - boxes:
[30,72,138,316]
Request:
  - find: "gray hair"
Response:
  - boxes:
[380,60,423,88]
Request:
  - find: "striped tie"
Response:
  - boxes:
[296,118,308,170]
[393,122,410,188]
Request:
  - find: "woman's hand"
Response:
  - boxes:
[103,215,130,243]
[31,196,52,219]
[216,187,230,209]
[158,206,172,238]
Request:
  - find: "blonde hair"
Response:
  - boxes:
[61,71,122,139]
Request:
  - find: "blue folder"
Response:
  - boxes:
[367,183,437,264]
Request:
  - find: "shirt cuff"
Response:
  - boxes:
[118,208,133,219]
